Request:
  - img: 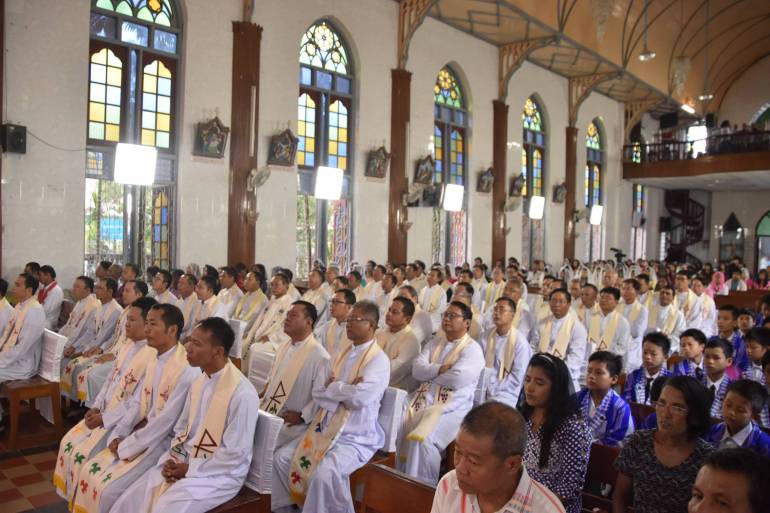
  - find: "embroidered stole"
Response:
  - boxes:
[538,312,576,359]
[589,311,621,351]
[288,341,383,505]
[677,290,696,319]
[648,304,678,334]
[0,298,38,352]
[71,344,189,513]
[376,325,416,360]
[324,318,350,357]
[234,289,266,322]
[53,342,155,503]
[61,296,100,339]
[261,336,320,415]
[618,301,642,323]
[576,302,600,324]
[245,295,290,344]
[423,285,444,313]
[484,329,519,382]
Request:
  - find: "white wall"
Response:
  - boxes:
[719,55,770,126]
[709,190,770,271]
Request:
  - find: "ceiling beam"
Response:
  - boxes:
[568,71,621,127]
[498,36,556,100]
[398,0,439,69]
[624,99,662,143]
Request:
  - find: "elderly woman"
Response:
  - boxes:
[613,375,713,513]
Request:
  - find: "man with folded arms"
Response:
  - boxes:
[376,296,421,391]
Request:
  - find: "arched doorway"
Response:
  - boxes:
[755,210,770,272]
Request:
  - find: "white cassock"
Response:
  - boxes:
[176,293,200,340]
[0,298,15,338]
[419,284,448,333]
[315,318,348,360]
[376,326,421,392]
[397,335,485,484]
[480,301,534,340]
[264,336,331,449]
[39,283,64,330]
[68,299,123,355]
[0,298,46,387]
[410,306,434,346]
[154,289,178,305]
[100,351,200,513]
[696,293,717,338]
[217,285,244,319]
[244,294,293,387]
[677,290,703,331]
[116,370,259,513]
[60,295,100,344]
[301,288,329,324]
[272,340,390,513]
[583,312,631,382]
[645,304,686,354]
[531,315,588,392]
[376,288,397,329]
[480,281,505,314]
[408,275,428,294]
[480,328,531,407]
[232,291,268,335]
[196,296,228,323]
[619,302,648,373]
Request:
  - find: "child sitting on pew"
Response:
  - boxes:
[737,308,756,340]
[743,327,769,383]
[576,351,635,447]
[673,329,707,379]
[703,338,734,419]
[622,332,672,405]
[760,352,770,428]
[715,305,748,378]
[704,379,770,457]
[638,376,669,430]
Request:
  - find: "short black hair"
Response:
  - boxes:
[102,277,118,295]
[550,288,571,303]
[588,350,623,377]
[643,331,671,355]
[348,270,362,282]
[392,296,415,318]
[737,308,756,319]
[220,266,237,279]
[19,273,38,294]
[701,448,770,513]
[460,402,527,460]
[128,279,149,297]
[725,379,768,413]
[0,278,7,297]
[197,317,235,355]
[448,300,473,321]
[352,300,380,326]
[664,375,712,439]
[124,263,141,277]
[676,270,691,278]
[399,284,418,301]
[146,265,160,278]
[717,304,739,319]
[582,283,598,295]
[272,272,289,286]
[98,261,112,272]
[680,328,707,346]
[150,303,185,340]
[200,274,221,295]
[746,327,770,348]
[156,269,172,287]
[600,287,621,301]
[25,262,41,274]
[77,275,95,292]
[705,338,734,359]
[495,296,517,312]
[182,273,198,287]
[637,273,650,285]
[334,275,349,287]
[40,265,56,278]
[336,288,357,306]
[622,278,640,291]
[455,282,474,296]
[131,296,158,319]
[292,300,318,328]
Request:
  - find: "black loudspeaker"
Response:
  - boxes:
[660,216,672,232]
[1,124,27,154]
[660,112,679,129]
[705,113,717,128]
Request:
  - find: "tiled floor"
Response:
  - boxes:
[0,446,67,513]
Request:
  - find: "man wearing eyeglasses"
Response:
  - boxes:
[397,301,485,485]
[315,288,355,359]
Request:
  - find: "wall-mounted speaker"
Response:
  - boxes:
[1,124,27,154]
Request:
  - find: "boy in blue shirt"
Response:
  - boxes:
[672,328,706,379]
[761,352,770,428]
[705,379,770,457]
[622,332,671,405]
[715,304,748,377]
[703,338,734,419]
[743,327,769,383]
[577,351,635,446]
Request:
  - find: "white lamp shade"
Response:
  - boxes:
[314,166,343,200]
[590,204,604,225]
[114,143,157,186]
[442,183,464,212]
[528,195,545,219]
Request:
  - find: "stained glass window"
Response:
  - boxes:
[585,118,604,261]
[586,121,601,150]
[89,48,123,142]
[632,142,642,164]
[299,21,349,74]
[522,96,546,267]
[434,125,443,183]
[94,0,175,27]
[297,93,316,167]
[532,148,543,196]
[449,130,463,185]
[523,98,543,132]
[434,67,463,109]
[328,100,348,171]
[152,189,170,268]
[141,59,172,148]
[633,184,645,212]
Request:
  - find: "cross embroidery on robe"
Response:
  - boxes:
[159,388,171,403]
[193,429,218,458]
[265,382,287,415]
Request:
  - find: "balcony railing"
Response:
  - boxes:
[623,131,770,164]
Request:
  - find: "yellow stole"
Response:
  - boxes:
[288,340,383,505]
[648,304,678,334]
[261,335,321,415]
[589,311,621,351]
[325,318,350,356]
[234,289,266,322]
[640,291,655,311]
[536,301,551,322]
[511,300,525,330]
[484,282,503,309]
[375,324,416,359]
[0,297,38,353]
[617,300,642,323]
[61,296,100,338]
[146,361,242,509]
[575,302,600,324]
[538,312,576,359]
[484,329,520,382]
[677,290,696,318]
[195,296,222,324]
[179,293,199,328]
[423,285,444,313]
[72,344,189,513]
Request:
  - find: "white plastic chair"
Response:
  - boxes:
[245,409,285,495]
[377,386,407,454]
[229,319,246,359]
[37,329,68,423]
[473,367,493,406]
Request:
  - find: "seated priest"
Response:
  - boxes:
[315,288,355,359]
[176,273,200,339]
[375,296,421,391]
[151,269,178,305]
[231,269,267,334]
[0,273,46,424]
[54,297,158,503]
[217,266,244,318]
[397,301,485,485]
[272,300,390,513]
[112,317,258,513]
[71,303,199,513]
[59,276,100,345]
[398,284,434,346]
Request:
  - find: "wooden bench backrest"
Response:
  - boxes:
[715,290,767,310]
[629,402,656,427]
[359,463,435,513]
[585,443,620,486]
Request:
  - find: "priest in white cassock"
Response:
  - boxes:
[397,301,485,485]
[691,275,717,338]
[529,276,555,324]
[376,272,398,328]
[481,267,505,315]
[399,285,434,346]
[74,304,199,513]
[272,300,390,513]
[194,275,228,324]
[53,297,158,503]
[231,269,268,334]
[216,266,244,319]
[243,273,293,386]
[405,263,427,294]
[575,284,601,331]
[301,269,329,323]
[316,288,355,359]
[645,284,686,353]
[617,279,648,371]
[112,317,258,513]
[361,265,385,302]
[0,273,45,423]
[375,296,421,391]
[321,266,338,298]
[0,279,14,334]
[151,270,178,305]
[480,297,531,408]
[675,271,703,331]
[347,270,364,301]
[497,279,534,340]
[637,273,656,311]
[470,265,488,309]
[176,274,200,339]
[531,288,587,392]
[449,283,483,341]
[59,276,100,342]
[61,278,123,399]
[37,265,63,330]
[587,287,631,376]
[261,301,330,449]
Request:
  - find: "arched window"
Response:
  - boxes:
[521,96,546,268]
[431,66,468,265]
[631,184,647,259]
[585,119,604,261]
[756,211,770,272]
[85,0,181,273]
[296,21,353,277]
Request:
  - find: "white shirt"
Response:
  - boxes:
[419,284,448,332]
[532,314,588,392]
[0,297,46,380]
[720,421,753,448]
[39,282,63,330]
[481,328,532,408]
[217,285,244,318]
[410,307,434,346]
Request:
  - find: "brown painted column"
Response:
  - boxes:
[563,126,578,259]
[228,22,262,265]
[492,100,508,264]
[388,68,411,264]
[0,0,4,275]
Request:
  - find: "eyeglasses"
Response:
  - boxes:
[345,317,370,325]
[442,312,464,320]
[654,400,688,416]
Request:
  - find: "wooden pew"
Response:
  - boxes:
[714,290,768,310]
[629,402,656,427]
[356,463,435,513]
[582,443,621,513]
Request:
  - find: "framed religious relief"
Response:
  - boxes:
[552,182,567,203]
[365,146,391,179]
[477,167,494,193]
[510,173,525,197]
[193,117,230,158]
[413,155,435,185]
[267,129,299,167]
